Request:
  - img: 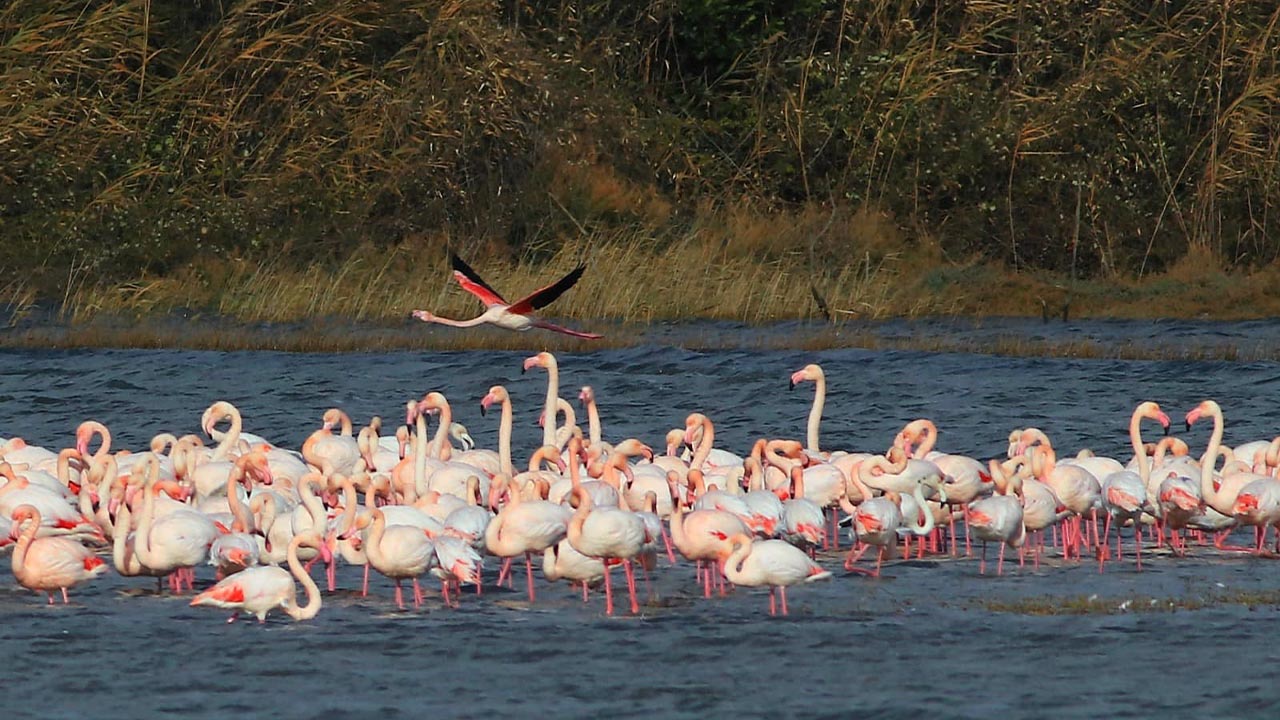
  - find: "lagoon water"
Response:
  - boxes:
[3,321,1280,718]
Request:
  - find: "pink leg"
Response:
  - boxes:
[979,542,987,575]
[225,612,239,624]
[623,559,639,615]
[661,526,677,564]
[394,580,405,609]
[768,587,777,616]
[1134,525,1143,571]
[948,510,958,557]
[412,578,424,607]
[581,581,589,602]
[327,556,336,592]
[362,563,371,596]
[441,580,451,608]
[497,557,512,586]
[779,586,789,616]
[843,543,870,571]
[963,505,973,556]
[997,543,1006,576]
[602,561,615,616]
[524,552,537,602]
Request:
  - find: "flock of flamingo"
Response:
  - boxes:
[0,352,1273,621]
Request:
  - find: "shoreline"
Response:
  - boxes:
[3,309,1277,361]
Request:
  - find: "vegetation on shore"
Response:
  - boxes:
[3,1,1280,332]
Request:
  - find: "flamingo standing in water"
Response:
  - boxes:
[566,486,646,616]
[412,253,602,339]
[714,532,831,616]
[190,532,327,623]
[9,504,108,603]
[1098,401,1169,571]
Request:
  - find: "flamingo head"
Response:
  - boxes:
[614,438,653,462]
[411,309,435,322]
[1137,401,1171,434]
[480,386,507,416]
[791,364,824,388]
[683,414,708,446]
[1185,400,1218,430]
[522,352,553,373]
[417,392,448,417]
[9,505,36,537]
[201,401,236,437]
[578,386,594,406]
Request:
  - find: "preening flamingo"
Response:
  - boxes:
[412,252,602,339]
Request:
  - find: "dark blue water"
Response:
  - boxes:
[3,338,1280,719]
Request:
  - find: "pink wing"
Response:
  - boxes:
[450,253,507,307]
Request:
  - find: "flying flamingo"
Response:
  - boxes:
[190,531,327,623]
[9,504,108,603]
[412,252,602,339]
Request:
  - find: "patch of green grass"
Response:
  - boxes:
[981,590,1280,616]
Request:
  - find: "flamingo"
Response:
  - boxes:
[133,457,221,593]
[1187,400,1255,549]
[9,504,108,603]
[668,473,752,598]
[566,486,646,616]
[714,532,831,616]
[578,386,614,456]
[839,453,909,576]
[966,492,1026,576]
[542,538,606,601]
[1098,401,1169,571]
[190,531,327,623]
[789,363,829,457]
[431,535,483,607]
[362,507,437,609]
[412,252,602,338]
[484,475,572,601]
[477,385,518,477]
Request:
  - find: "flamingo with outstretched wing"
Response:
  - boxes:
[412,253,602,339]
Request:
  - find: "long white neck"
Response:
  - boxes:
[807,374,825,453]
[721,539,753,585]
[498,398,514,477]
[586,398,602,445]
[1129,408,1151,486]
[429,400,453,460]
[285,537,323,620]
[690,418,714,471]
[1199,404,1225,508]
[902,482,935,535]
[211,410,242,462]
[540,358,560,449]
[413,412,429,496]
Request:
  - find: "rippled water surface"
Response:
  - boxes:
[4,332,1280,718]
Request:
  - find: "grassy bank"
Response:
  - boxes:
[5,222,1280,359]
[4,1,1280,296]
